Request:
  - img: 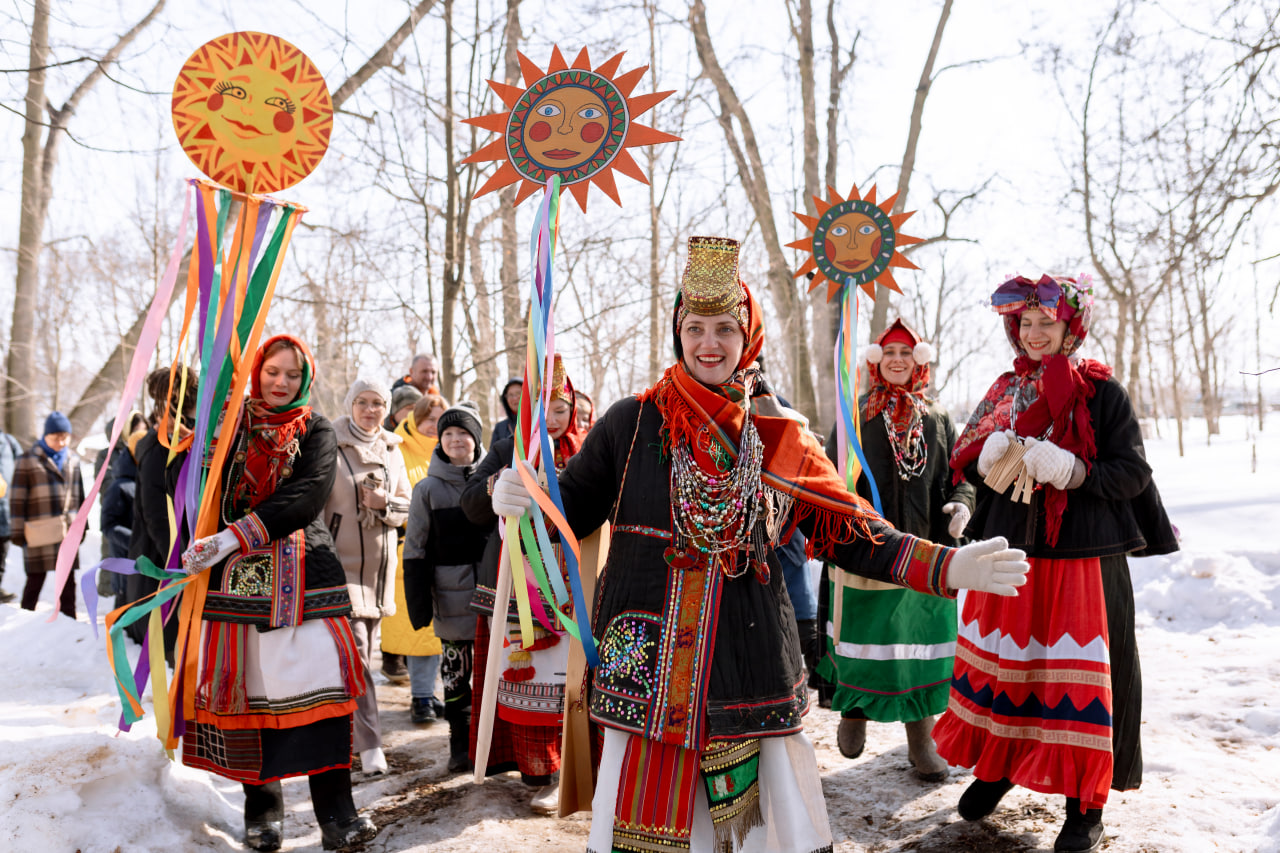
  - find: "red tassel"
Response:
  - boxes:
[503,667,536,682]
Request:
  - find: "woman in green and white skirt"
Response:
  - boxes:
[819,319,974,781]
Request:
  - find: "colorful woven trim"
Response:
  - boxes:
[889,537,956,599]
[612,735,699,852]
[612,524,672,541]
[269,530,304,628]
[645,553,724,749]
[203,584,350,626]
[701,738,763,852]
[229,512,269,551]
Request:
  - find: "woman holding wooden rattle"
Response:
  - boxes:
[935,274,1178,853]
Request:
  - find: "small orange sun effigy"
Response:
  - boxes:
[461,46,680,211]
[788,184,923,301]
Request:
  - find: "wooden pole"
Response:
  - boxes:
[473,524,514,783]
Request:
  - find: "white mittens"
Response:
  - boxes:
[945,536,1030,596]
[180,528,241,574]
[492,462,537,518]
[1022,439,1077,490]
[942,502,971,539]
[976,430,1012,477]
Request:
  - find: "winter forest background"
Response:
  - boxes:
[1,0,1278,445]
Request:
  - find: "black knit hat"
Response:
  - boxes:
[437,401,483,449]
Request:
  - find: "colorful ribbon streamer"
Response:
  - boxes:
[68,179,305,749]
[833,280,882,513]
[500,174,599,668]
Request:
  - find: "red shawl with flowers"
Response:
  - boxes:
[951,352,1113,545]
[640,287,880,553]
[230,334,315,513]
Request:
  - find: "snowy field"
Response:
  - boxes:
[1,414,1277,852]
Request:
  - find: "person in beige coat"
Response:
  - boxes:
[324,378,412,776]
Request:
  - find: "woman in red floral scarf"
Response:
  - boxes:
[489,237,1032,853]
[179,335,377,852]
[933,275,1177,853]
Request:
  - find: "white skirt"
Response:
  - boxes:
[587,728,833,853]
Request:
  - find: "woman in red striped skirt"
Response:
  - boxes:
[933,274,1177,853]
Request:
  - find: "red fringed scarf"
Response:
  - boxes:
[951,352,1113,545]
[640,287,880,555]
[231,335,315,513]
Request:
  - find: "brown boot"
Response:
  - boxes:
[837,716,866,759]
[904,716,949,782]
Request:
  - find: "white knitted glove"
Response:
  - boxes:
[180,528,241,574]
[976,430,1012,477]
[492,463,535,518]
[1022,439,1077,490]
[942,502,971,539]
[945,536,1029,596]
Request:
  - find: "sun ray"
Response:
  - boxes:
[787,183,921,302]
[611,149,648,184]
[592,167,622,206]
[569,181,591,211]
[462,47,681,210]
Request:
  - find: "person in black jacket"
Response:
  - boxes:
[124,366,197,650]
[177,335,376,852]
[933,275,1178,853]
[489,377,523,446]
[817,319,975,781]
[482,236,1031,851]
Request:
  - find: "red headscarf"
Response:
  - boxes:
[231,334,315,512]
[864,319,931,427]
[950,276,1111,545]
[640,281,880,556]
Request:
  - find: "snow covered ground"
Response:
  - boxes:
[1,414,1277,852]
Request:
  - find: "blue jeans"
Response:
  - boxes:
[407,653,442,700]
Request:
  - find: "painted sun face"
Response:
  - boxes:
[788,184,922,301]
[172,32,333,194]
[462,47,681,211]
[825,211,882,273]
[522,86,610,170]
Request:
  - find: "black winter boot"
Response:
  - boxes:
[242,781,284,851]
[957,777,1014,821]
[446,705,473,773]
[1054,798,1104,853]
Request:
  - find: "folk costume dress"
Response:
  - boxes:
[932,276,1177,811]
[461,357,587,780]
[563,237,966,853]
[181,336,364,785]
[818,320,974,724]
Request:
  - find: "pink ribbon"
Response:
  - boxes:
[47,185,193,621]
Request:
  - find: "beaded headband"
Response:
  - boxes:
[678,236,748,330]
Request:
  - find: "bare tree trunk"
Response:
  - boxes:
[688,0,817,422]
[6,0,166,442]
[646,0,664,386]
[812,1,858,431]
[467,208,503,423]
[4,0,51,442]
[499,0,524,382]
[871,0,952,340]
[440,0,463,401]
[62,2,432,439]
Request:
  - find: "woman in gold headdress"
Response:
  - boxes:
[489,237,1032,852]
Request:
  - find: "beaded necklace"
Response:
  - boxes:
[882,405,927,481]
[666,409,767,577]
